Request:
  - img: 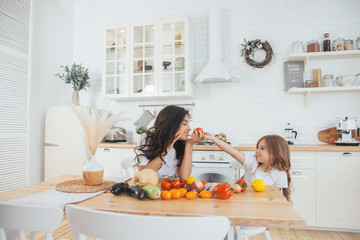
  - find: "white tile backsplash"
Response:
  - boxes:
[73,0,360,145]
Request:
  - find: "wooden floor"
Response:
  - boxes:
[31,217,360,240]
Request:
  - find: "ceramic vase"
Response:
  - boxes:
[82,155,104,186]
[72,91,79,105]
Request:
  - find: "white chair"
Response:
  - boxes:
[0,202,63,240]
[66,204,230,240]
[121,157,137,177]
[229,162,271,240]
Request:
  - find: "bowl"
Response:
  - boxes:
[336,75,358,86]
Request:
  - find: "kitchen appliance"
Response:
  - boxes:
[191,151,240,183]
[284,123,297,145]
[44,106,88,180]
[335,116,360,146]
[105,127,127,143]
[194,9,239,83]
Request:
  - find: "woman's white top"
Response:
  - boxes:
[138,147,178,180]
[243,155,288,188]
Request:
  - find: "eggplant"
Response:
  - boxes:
[110,182,129,196]
[126,186,145,200]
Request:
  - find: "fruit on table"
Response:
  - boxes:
[214,182,233,200]
[110,182,129,196]
[161,191,171,200]
[179,177,186,187]
[252,179,266,192]
[235,179,248,192]
[230,184,241,193]
[171,180,181,189]
[199,191,212,199]
[186,191,197,200]
[142,185,161,200]
[170,189,180,199]
[186,176,196,185]
[161,181,171,191]
[134,169,158,187]
[179,188,187,198]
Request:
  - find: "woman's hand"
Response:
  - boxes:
[166,131,181,153]
[205,131,215,141]
[188,129,206,144]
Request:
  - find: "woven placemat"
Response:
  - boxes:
[56,179,115,193]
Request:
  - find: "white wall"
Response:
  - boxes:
[29,0,74,184]
[72,0,360,145]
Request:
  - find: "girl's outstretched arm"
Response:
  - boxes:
[205,132,246,164]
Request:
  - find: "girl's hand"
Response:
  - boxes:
[188,129,206,144]
[205,132,215,141]
[167,131,181,152]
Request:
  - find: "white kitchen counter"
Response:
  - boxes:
[99,143,360,152]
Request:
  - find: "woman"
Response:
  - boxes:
[135,105,205,179]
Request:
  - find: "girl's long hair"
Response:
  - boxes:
[135,105,189,166]
[256,135,292,203]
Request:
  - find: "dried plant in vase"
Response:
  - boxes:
[72,104,125,186]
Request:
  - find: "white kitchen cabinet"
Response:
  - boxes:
[103,15,194,100]
[290,152,317,227]
[316,151,360,230]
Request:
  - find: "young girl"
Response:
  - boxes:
[135,105,205,180]
[206,133,292,202]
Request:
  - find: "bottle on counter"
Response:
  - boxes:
[323,33,331,52]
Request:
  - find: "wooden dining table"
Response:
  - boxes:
[0,175,306,229]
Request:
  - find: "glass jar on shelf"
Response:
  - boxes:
[323,74,334,87]
[307,40,320,52]
[357,37,360,50]
[323,33,331,52]
[345,39,353,50]
[333,38,345,51]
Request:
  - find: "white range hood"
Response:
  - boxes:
[194,9,239,83]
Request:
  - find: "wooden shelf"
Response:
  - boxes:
[288,86,360,93]
[288,50,360,61]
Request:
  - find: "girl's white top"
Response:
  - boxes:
[138,147,178,180]
[243,155,288,188]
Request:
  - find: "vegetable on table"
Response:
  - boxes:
[214,183,233,200]
[185,180,204,193]
[252,179,266,192]
[126,186,145,200]
[110,182,129,196]
[142,185,161,200]
[186,191,197,200]
[230,184,241,193]
[134,169,159,187]
[236,179,248,192]
[199,191,212,199]
[161,191,171,200]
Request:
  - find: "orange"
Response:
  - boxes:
[186,191,197,200]
[199,190,212,199]
[252,179,266,192]
[186,176,196,185]
[161,191,171,200]
[170,189,181,199]
[179,188,188,198]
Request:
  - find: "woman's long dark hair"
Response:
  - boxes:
[135,105,189,166]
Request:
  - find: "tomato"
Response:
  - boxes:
[216,188,233,200]
[235,179,248,192]
[186,191,197,200]
[161,191,171,200]
[162,178,172,183]
[179,188,187,198]
[214,183,231,194]
[199,191,212,199]
[171,180,181,189]
[195,127,203,133]
[161,181,171,191]
[179,177,186,187]
[170,189,180,199]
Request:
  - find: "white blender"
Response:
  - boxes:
[335,116,360,146]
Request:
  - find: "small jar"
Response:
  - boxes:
[307,40,320,52]
[357,37,360,50]
[333,38,345,51]
[323,33,331,52]
[323,74,334,87]
[305,80,315,88]
[345,39,353,50]
[292,41,304,53]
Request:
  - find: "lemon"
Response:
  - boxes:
[252,179,266,192]
[186,176,196,185]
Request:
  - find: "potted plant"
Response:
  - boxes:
[55,63,91,105]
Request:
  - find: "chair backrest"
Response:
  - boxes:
[121,158,137,177]
[66,204,230,240]
[0,202,63,240]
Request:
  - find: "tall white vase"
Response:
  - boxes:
[82,155,104,186]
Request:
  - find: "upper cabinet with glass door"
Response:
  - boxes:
[104,27,129,97]
[103,15,193,99]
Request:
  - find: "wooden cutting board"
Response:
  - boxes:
[318,127,360,144]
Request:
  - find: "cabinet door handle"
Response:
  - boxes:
[342,152,352,157]
[291,171,302,175]
[104,148,110,152]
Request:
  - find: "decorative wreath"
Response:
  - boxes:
[240,39,274,68]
